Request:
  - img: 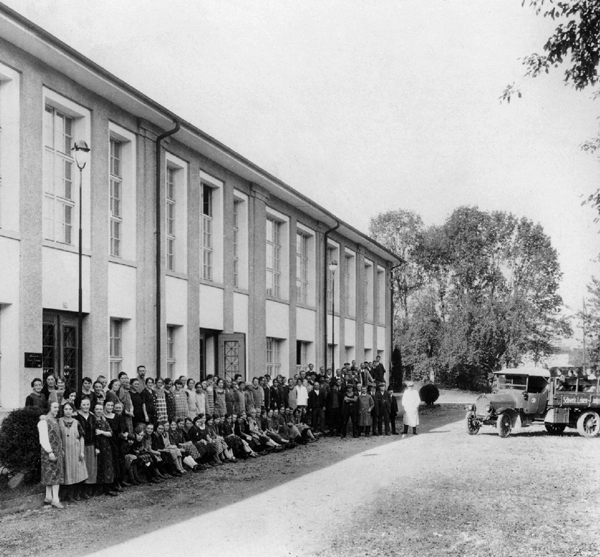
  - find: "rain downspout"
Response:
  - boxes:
[156,121,180,378]
[323,220,340,374]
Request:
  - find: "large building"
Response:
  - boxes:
[0,4,400,414]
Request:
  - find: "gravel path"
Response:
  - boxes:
[1,403,598,557]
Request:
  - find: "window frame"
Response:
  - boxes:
[109,318,122,378]
[266,217,282,298]
[167,325,176,378]
[201,183,213,281]
[266,337,281,376]
[109,138,123,257]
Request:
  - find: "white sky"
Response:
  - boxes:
[6,0,600,332]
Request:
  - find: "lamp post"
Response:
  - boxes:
[329,260,338,377]
[72,140,90,388]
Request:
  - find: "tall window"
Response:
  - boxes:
[109,319,122,378]
[377,268,386,323]
[327,247,335,311]
[364,260,373,321]
[296,232,308,304]
[166,168,176,271]
[266,337,281,375]
[296,340,309,373]
[202,184,213,281]
[109,139,122,257]
[233,199,240,287]
[167,325,176,378]
[43,106,74,244]
[266,218,281,298]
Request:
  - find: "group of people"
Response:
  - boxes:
[28,358,422,509]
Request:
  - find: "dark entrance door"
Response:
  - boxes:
[218,333,246,382]
[42,311,79,390]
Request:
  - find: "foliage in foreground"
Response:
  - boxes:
[0,406,44,479]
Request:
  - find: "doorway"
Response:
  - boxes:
[42,310,79,390]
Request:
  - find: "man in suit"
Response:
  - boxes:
[373,355,386,384]
[374,382,392,435]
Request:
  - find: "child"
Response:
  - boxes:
[388,386,399,435]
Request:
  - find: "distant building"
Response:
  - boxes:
[0,6,399,413]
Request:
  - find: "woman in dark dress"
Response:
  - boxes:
[142,377,157,425]
[105,400,130,490]
[129,378,145,428]
[75,398,97,498]
[93,403,117,496]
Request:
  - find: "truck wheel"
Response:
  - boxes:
[466,413,480,435]
[545,424,566,435]
[576,411,600,438]
[497,413,512,438]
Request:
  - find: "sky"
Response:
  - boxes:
[5,0,600,338]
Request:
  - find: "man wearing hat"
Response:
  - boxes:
[340,384,359,438]
[401,382,421,437]
[374,381,392,435]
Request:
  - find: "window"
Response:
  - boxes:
[377,267,386,323]
[202,184,213,281]
[296,340,310,373]
[266,337,281,376]
[233,200,240,287]
[344,252,356,316]
[364,260,374,321]
[109,319,122,378]
[109,139,122,257]
[266,218,281,298]
[167,325,176,378]
[327,246,338,312]
[166,167,176,271]
[296,232,309,304]
[43,106,74,244]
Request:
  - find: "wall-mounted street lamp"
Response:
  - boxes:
[72,140,90,387]
[329,259,338,377]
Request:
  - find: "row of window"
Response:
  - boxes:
[37,93,386,322]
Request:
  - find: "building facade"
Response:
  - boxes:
[0,5,400,413]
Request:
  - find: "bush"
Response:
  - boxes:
[0,407,44,480]
[419,384,440,405]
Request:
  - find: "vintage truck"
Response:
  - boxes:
[465,367,600,438]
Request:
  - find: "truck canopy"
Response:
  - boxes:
[495,367,550,378]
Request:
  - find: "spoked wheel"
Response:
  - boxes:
[545,423,566,435]
[466,412,481,435]
[576,411,600,438]
[497,412,512,438]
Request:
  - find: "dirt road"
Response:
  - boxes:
[1,402,599,557]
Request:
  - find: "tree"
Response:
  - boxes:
[369,210,425,325]
[581,277,600,365]
[505,1,600,217]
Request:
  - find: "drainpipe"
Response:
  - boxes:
[155,121,180,379]
[323,220,340,375]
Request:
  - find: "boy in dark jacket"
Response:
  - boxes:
[388,386,399,434]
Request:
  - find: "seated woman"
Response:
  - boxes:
[167,419,203,471]
[186,415,221,467]
[264,409,289,447]
[142,423,172,479]
[152,422,185,476]
[128,426,162,484]
[220,414,257,459]
[247,409,281,451]
[206,414,235,463]
[292,408,318,443]
[234,413,262,454]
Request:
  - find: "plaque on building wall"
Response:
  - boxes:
[24,352,43,368]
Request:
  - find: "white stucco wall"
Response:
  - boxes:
[199,284,223,330]
[266,300,289,339]
[296,307,316,341]
[364,323,373,349]
[42,246,90,312]
[233,292,248,334]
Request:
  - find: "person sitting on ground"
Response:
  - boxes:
[152,422,185,476]
[129,425,162,484]
[206,414,236,463]
[168,418,204,471]
[143,423,172,479]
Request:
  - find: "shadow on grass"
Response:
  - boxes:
[0,403,468,557]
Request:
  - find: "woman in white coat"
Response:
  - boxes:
[401,382,421,437]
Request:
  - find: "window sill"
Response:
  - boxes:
[296,301,316,311]
[199,278,224,289]
[166,270,188,281]
[42,240,91,257]
[108,256,137,268]
[266,295,289,305]
[233,287,249,295]
[0,229,20,241]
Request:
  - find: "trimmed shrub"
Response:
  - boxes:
[0,407,44,480]
[419,384,440,405]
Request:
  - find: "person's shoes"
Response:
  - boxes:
[385,432,390,436]
[392,432,400,435]
[44,498,52,505]
[121,480,131,487]
[108,490,119,496]
[113,485,124,492]
[51,501,64,509]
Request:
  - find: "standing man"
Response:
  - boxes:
[374,382,392,435]
[136,365,147,384]
[340,384,359,438]
[401,382,421,437]
[373,355,386,385]
[308,381,327,434]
